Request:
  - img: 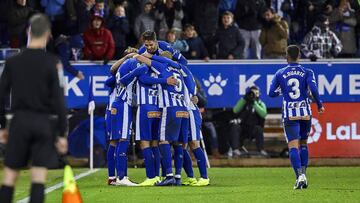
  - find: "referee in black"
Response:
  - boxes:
[0,14,68,203]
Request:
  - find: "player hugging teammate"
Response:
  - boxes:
[104,31,210,186]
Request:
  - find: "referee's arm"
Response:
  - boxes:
[51,62,67,137]
[0,61,11,130]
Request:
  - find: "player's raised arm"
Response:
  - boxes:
[150,54,181,69]
[306,69,323,110]
[105,75,116,88]
[181,65,196,95]
[119,65,148,85]
[268,72,281,97]
[110,53,136,74]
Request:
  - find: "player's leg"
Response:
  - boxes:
[150,108,162,179]
[107,140,117,185]
[157,107,181,186]
[284,120,305,189]
[182,143,195,185]
[190,140,209,186]
[112,102,136,186]
[173,142,184,185]
[106,109,117,185]
[136,106,155,181]
[299,120,311,189]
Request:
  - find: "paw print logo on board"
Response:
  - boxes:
[203,73,228,96]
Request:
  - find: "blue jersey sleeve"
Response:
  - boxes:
[269,71,281,97]
[138,45,146,54]
[120,65,148,85]
[181,66,196,95]
[151,55,181,69]
[306,69,323,109]
[150,60,168,75]
[139,74,167,85]
[105,75,116,88]
[158,41,188,66]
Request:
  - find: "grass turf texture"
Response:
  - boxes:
[2,167,360,202]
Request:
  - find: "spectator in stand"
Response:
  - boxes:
[304,0,337,32]
[329,0,357,58]
[182,24,210,61]
[229,85,268,158]
[55,34,85,80]
[235,0,267,59]
[155,0,184,40]
[7,0,35,48]
[260,8,289,59]
[134,2,156,40]
[301,15,342,60]
[76,0,96,34]
[213,11,245,59]
[107,4,130,59]
[192,0,220,58]
[83,13,115,63]
[40,0,67,38]
[92,0,109,20]
[166,29,189,52]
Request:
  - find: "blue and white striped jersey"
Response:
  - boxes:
[269,63,323,120]
[114,58,141,105]
[136,70,167,106]
[105,75,117,110]
[149,60,189,108]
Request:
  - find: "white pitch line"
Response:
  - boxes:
[17,169,99,203]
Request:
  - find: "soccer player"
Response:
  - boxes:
[121,55,178,186]
[145,54,210,186]
[134,52,190,186]
[138,31,188,179]
[269,45,325,189]
[109,53,147,186]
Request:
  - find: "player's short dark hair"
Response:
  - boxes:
[29,13,51,38]
[222,11,234,18]
[142,30,157,41]
[287,45,300,61]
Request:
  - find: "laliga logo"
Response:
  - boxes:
[308,118,322,144]
[203,73,228,96]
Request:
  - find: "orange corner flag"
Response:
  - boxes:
[62,165,83,203]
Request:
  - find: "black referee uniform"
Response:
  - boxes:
[0,48,67,169]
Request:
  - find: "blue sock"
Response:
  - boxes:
[289,148,302,178]
[300,145,309,174]
[107,144,116,178]
[183,149,194,178]
[193,147,208,179]
[142,147,155,179]
[159,143,173,176]
[151,146,161,177]
[116,141,129,180]
[173,145,183,178]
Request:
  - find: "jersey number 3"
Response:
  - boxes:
[287,78,300,99]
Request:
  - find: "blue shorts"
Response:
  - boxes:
[159,106,189,143]
[109,101,132,141]
[105,109,111,139]
[283,119,311,143]
[135,105,161,141]
[188,109,202,141]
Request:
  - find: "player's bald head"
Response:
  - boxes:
[286,45,300,62]
[28,13,51,39]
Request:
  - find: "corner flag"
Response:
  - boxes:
[88,77,95,114]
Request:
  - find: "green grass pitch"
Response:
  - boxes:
[1,167,360,202]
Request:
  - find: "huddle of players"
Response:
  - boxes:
[104,31,209,187]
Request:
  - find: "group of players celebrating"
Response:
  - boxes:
[104,31,209,187]
[103,30,325,189]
